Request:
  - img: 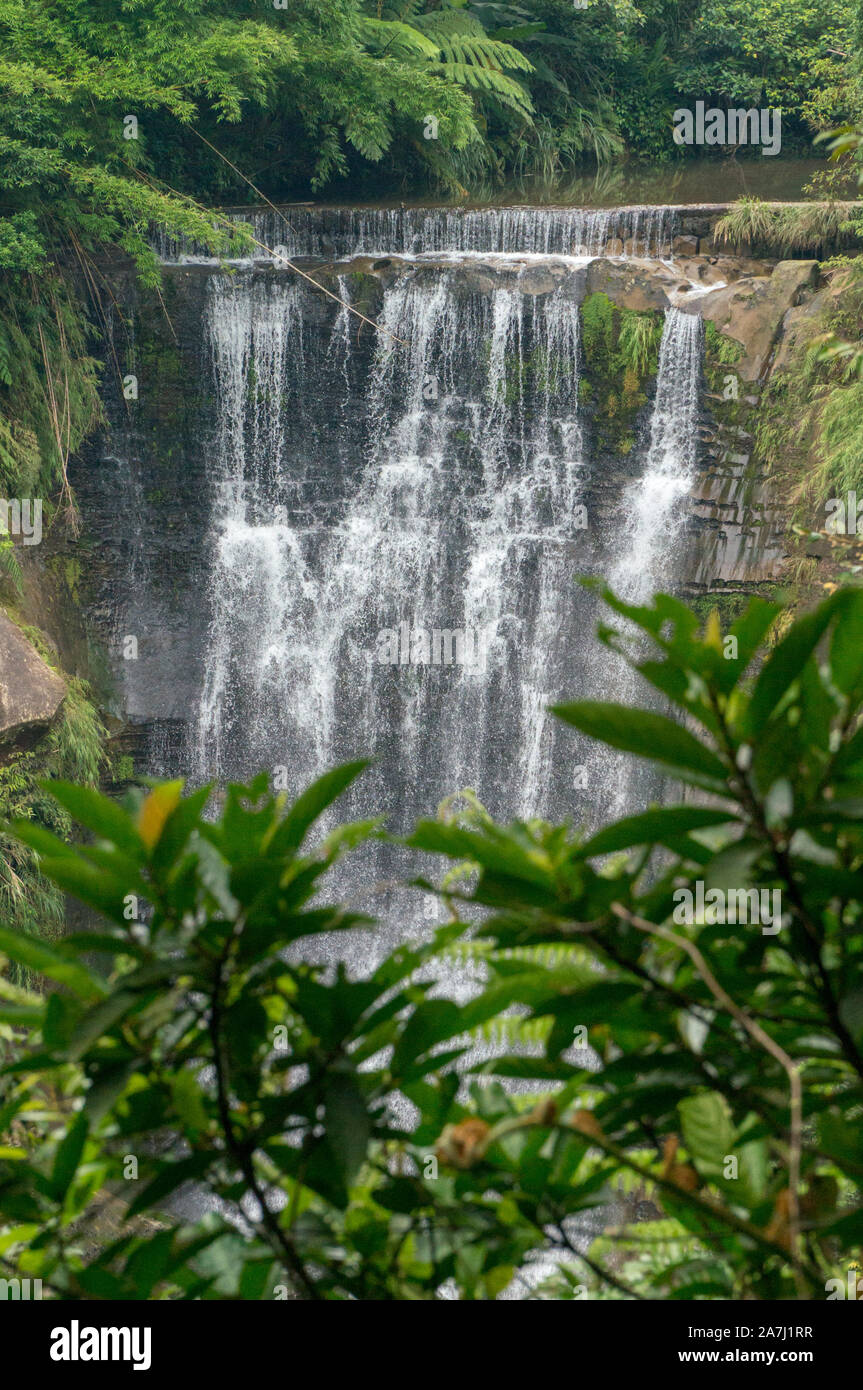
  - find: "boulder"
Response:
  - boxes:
[697,260,820,380]
[0,611,66,745]
[771,269,851,374]
[584,258,674,312]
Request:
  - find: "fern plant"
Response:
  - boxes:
[365,2,534,120]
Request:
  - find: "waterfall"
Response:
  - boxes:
[609,308,704,601]
[156,204,678,264]
[595,307,705,817]
[194,273,704,838]
[195,267,590,830]
[190,263,706,899]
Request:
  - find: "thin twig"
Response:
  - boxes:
[186,133,408,346]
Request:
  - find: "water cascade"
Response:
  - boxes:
[593,307,705,817]
[155,204,678,264]
[192,261,704,857]
[195,268,590,829]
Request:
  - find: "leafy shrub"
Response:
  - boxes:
[1,588,862,1299]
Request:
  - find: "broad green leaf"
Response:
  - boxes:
[0,926,107,1000]
[391,999,465,1074]
[49,1112,88,1199]
[746,595,840,736]
[581,807,738,857]
[716,598,781,693]
[406,821,553,886]
[552,702,729,790]
[678,1091,735,1173]
[324,1072,370,1185]
[268,760,370,855]
[69,990,141,1059]
[43,781,144,856]
[829,588,863,695]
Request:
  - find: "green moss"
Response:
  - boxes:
[581,290,615,366]
[688,592,761,628]
[111,753,134,783]
[579,292,663,453]
[705,322,744,365]
[64,557,81,601]
[753,287,863,518]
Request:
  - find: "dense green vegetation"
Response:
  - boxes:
[0,619,108,984]
[1,0,861,507]
[1,587,862,1299]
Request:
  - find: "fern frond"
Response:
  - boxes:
[471,1013,552,1046]
[357,17,440,60]
[426,60,532,115]
[416,17,534,73]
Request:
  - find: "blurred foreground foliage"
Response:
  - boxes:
[1,585,862,1300]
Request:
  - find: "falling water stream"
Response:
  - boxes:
[192,257,703,854]
[194,267,593,834]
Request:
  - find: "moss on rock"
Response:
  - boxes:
[579,292,664,455]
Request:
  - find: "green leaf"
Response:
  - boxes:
[324,1072,370,1185]
[150,783,212,874]
[0,1002,44,1026]
[49,1112,88,1199]
[391,999,465,1074]
[552,702,729,790]
[829,588,863,695]
[746,595,839,736]
[581,807,738,857]
[43,781,144,857]
[20,855,132,924]
[269,760,370,855]
[839,989,863,1047]
[406,821,552,886]
[169,1070,210,1134]
[716,598,781,693]
[0,926,107,1000]
[69,990,141,1059]
[84,1061,138,1122]
[678,1092,735,1174]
